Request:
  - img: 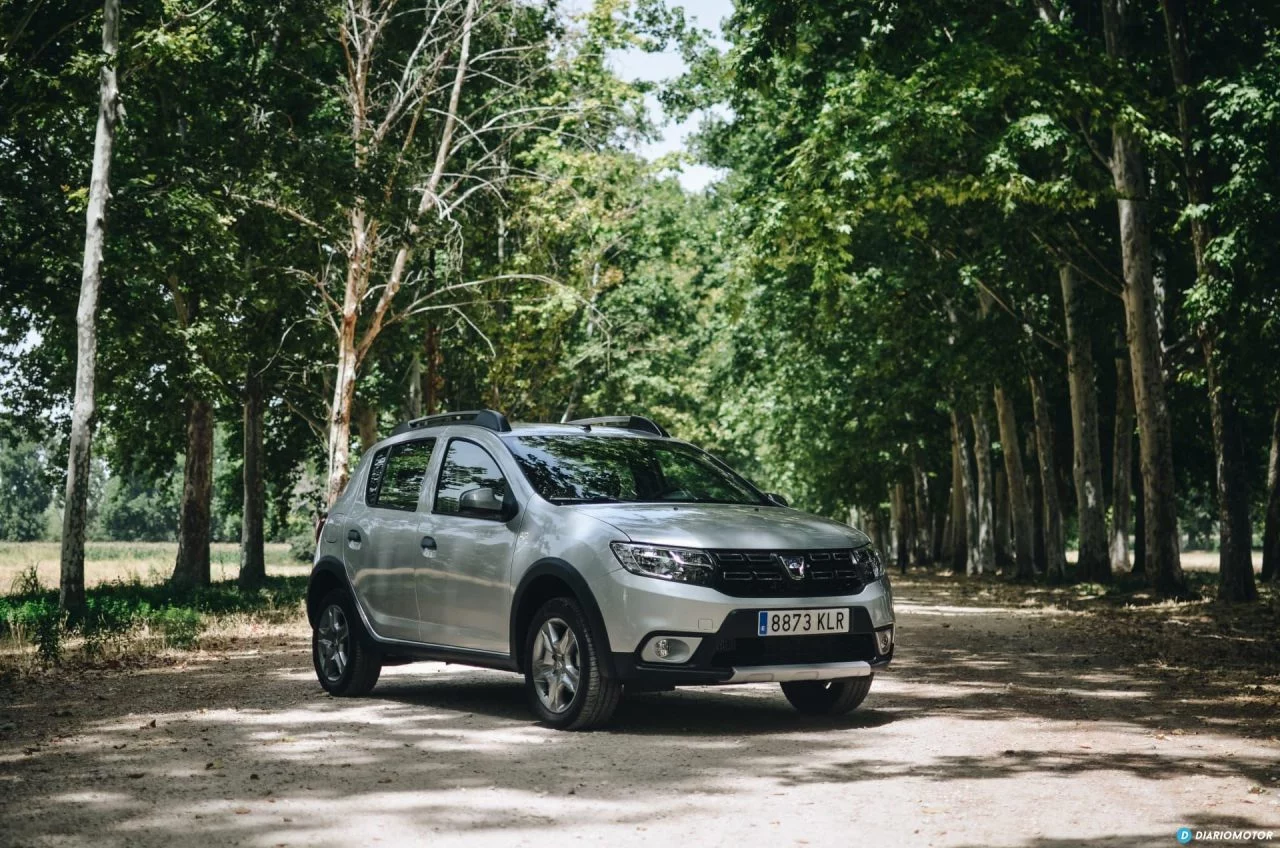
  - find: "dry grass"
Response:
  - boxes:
[0,542,306,593]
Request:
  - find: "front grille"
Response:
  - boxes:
[710,633,877,668]
[709,548,875,597]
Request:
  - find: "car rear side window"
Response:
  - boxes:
[367,439,436,511]
[434,439,508,515]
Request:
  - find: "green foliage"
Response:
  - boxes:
[0,443,54,541]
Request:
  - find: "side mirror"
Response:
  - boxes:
[766,492,789,507]
[459,486,510,518]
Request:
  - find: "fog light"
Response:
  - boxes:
[640,636,701,663]
[875,627,894,655]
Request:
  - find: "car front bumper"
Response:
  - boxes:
[593,566,896,686]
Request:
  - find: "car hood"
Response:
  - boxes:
[573,502,870,551]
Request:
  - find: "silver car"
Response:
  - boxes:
[307,410,895,729]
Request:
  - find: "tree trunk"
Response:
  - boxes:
[171,397,214,589]
[1204,336,1257,601]
[1160,0,1253,602]
[947,423,966,573]
[970,407,996,575]
[912,463,930,565]
[1133,450,1146,574]
[1262,407,1280,583]
[1110,334,1135,572]
[1030,373,1067,581]
[1104,0,1186,598]
[326,245,360,506]
[930,474,947,564]
[995,469,1012,574]
[354,402,378,454]
[1031,468,1047,573]
[237,376,266,590]
[1060,265,1110,582]
[59,0,121,614]
[954,411,979,575]
[994,385,1036,579]
[890,483,910,574]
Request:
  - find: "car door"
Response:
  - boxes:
[344,438,437,642]
[420,437,520,653]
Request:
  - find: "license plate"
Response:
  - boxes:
[757,608,849,637]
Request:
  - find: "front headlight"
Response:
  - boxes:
[611,542,714,585]
[855,546,886,581]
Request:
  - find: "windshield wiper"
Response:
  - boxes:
[548,495,621,504]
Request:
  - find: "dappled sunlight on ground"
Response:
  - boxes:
[1,574,1277,847]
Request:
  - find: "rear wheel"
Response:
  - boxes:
[781,674,873,716]
[524,598,621,730]
[312,589,381,697]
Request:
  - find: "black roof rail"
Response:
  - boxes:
[393,409,512,436]
[565,415,669,438]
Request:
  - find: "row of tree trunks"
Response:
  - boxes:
[1059,265,1111,582]
[1029,373,1066,581]
[1110,333,1135,572]
[59,0,121,614]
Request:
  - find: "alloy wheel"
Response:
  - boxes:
[531,617,580,713]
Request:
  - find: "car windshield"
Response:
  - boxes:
[503,435,769,506]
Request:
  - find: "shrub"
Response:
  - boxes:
[287,531,315,563]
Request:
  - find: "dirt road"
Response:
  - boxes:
[2,579,1277,848]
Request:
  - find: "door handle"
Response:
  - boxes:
[347,528,362,548]
[420,535,437,551]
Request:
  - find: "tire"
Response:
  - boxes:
[312,588,382,697]
[781,674,874,716]
[523,597,621,730]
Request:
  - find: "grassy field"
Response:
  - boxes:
[0,542,306,594]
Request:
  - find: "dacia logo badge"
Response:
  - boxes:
[775,553,807,581]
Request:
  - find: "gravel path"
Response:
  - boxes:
[1,580,1277,848]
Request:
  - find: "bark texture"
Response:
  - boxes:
[1030,373,1066,581]
[891,483,910,574]
[1060,265,1110,582]
[948,423,967,573]
[237,376,266,589]
[59,0,120,613]
[1262,407,1280,584]
[970,407,995,575]
[954,410,979,575]
[994,385,1036,579]
[995,469,1012,574]
[1103,0,1186,597]
[1110,334,1135,572]
[1204,337,1257,601]
[171,397,214,588]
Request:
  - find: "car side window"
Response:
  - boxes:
[434,440,509,516]
[368,439,436,511]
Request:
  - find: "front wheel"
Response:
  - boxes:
[524,598,621,730]
[781,674,873,716]
[312,589,382,697]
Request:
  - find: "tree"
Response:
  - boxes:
[60,0,120,613]
[0,442,53,542]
